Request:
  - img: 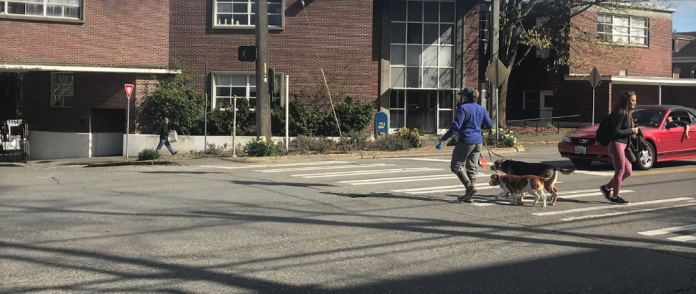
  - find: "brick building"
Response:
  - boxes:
[673,31,696,79]
[506,5,696,126]
[1,0,488,159]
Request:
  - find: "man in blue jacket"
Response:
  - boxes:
[438,87,493,203]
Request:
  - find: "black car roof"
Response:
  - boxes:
[636,105,696,114]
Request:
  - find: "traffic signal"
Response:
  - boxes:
[238,45,256,62]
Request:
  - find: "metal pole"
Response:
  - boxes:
[495,88,499,146]
[659,85,662,105]
[233,96,237,157]
[126,95,129,159]
[285,75,289,152]
[592,88,596,126]
[204,63,208,151]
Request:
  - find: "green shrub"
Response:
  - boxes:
[484,128,518,147]
[288,96,326,136]
[330,97,375,136]
[370,135,412,151]
[244,138,277,157]
[347,130,370,151]
[394,127,422,148]
[289,136,335,154]
[137,149,161,161]
[447,135,458,146]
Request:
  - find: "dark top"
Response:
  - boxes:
[611,113,633,144]
[441,101,493,145]
[160,123,169,140]
[665,119,690,129]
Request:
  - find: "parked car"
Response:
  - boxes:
[558,105,696,170]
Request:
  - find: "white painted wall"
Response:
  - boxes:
[92,133,123,156]
[29,131,91,160]
[122,135,288,157]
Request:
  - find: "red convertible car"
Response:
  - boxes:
[558,105,696,170]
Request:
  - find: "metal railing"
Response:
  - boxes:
[506,114,581,134]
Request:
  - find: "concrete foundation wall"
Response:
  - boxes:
[93,133,123,157]
[123,135,289,157]
[30,131,91,160]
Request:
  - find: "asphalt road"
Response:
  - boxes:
[1,145,695,293]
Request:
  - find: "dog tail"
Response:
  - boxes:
[555,166,576,175]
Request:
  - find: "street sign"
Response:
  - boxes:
[124,84,134,99]
[238,45,257,62]
[485,58,510,88]
[588,67,601,89]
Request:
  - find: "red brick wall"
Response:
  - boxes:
[612,85,660,106]
[22,72,156,133]
[570,10,672,77]
[464,5,480,89]
[554,80,612,124]
[0,1,169,68]
[169,0,379,103]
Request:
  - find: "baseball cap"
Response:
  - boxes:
[458,87,475,97]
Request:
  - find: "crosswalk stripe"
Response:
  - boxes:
[391,183,487,193]
[391,158,451,162]
[638,223,696,236]
[562,190,634,199]
[668,235,696,242]
[294,168,442,178]
[532,197,694,216]
[573,170,615,177]
[258,163,394,173]
[561,203,696,221]
[199,161,350,169]
[406,185,497,195]
[340,174,456,185]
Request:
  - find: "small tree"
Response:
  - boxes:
[140,59,204,135]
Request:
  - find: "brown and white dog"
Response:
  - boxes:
[489,174,551,207]
[491,158,575,206]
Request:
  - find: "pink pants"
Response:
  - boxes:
[606,141,632,197]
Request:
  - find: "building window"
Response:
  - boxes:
[522,90,534,110]
[214,0,284,29]
[437,90,454,129]
[673,38,677,52]
[389,0,455,89]
[213,73,282,110]
[597,14,648,46]
[1,0,82,20]
[51,72,74,108]
[389,90,405,128]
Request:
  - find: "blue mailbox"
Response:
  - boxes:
[375,112,388,137]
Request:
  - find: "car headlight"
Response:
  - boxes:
[562,136,571,143]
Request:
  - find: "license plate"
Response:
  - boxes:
[574,146,587,154]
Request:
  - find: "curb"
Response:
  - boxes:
[84,160,179,168]
[221,146,524,162]
[519,140,561,146]
[0,163,26,167]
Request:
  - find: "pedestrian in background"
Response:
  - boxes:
[156,118,178,155]
[599,90,638,204]
[439,87,493,203]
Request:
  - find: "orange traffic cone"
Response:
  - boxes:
[479,157,489,170]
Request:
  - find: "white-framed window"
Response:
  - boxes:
[213,73,282,110]
[535,17,550,59]
[0,0,82,20]
[214,0,284,29]
[437,90,454,129]
[597,14,648,46]
[522,90,534,110]
[389,89,405,128]
[51,72,74,108]
[389,0,455,89]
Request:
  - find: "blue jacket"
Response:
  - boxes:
[441,101,493,145]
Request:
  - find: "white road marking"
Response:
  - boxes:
[573,170,615,177]
[638,223,696,236]
[198,161,350,169]
[561,203,696,221]
[258,163,394,173]
[391,183,488,193]
[390,158,451,162]
[293,168,443,178]
[340,174,456,185]
[668,235,696,242]
[532,197,694,216]
[562,190,634,199]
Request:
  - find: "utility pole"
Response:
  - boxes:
[490,0,500,145]
[255,0,271,141]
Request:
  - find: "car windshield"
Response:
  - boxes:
[632,108,666,128]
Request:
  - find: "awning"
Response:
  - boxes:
[0,63,179,74]
[565,74,696,86]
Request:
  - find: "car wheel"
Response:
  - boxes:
[633,143,655,170]
[570,158,592,168]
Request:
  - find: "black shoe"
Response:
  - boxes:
[600,185,611,201]
[609,196,629,204]
[173,151,178,155]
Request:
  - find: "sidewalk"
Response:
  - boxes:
[1,134,560,167]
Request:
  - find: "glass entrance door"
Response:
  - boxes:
[406,90,436,133]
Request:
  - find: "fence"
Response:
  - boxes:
[505,115,581,135]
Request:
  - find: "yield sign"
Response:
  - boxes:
[124,84,134,99]
[485,58,510,88]
[588,67,601,89]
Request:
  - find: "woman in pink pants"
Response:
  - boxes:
[599,91,639,204]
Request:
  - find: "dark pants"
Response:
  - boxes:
[157,139,176,155]
[450,143,482,179]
